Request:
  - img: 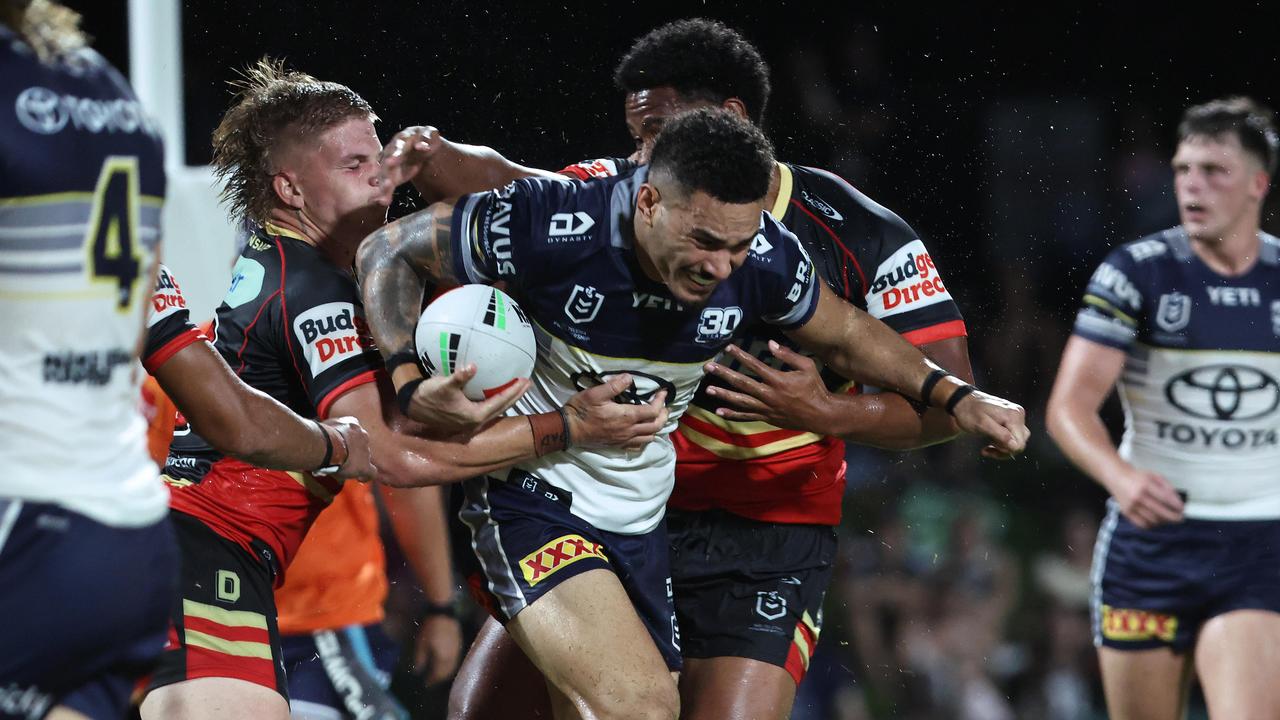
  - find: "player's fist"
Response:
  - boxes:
[320,416,376,481]
[376,125,442,203]
[1109,466,1184,529]
[949,389,1030,459]
[564,373,670,451]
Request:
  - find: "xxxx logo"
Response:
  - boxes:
[520,534,608,586]
[1100,605,1178,642]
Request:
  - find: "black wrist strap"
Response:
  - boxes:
[919,369,950,406]
[396,378,425,416]
[313,420,334,471]
[422,599,458,619]
[384,349,421,376]
[945,384,978,415]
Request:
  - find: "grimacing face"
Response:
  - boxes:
[1172,133,1268,244]
[283,115,388,245]
[634,175,764,307]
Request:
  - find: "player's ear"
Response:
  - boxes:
[721,97,749,121]
[636,183,660,226]
[1251,168,1271,201]
[272,171,304,211]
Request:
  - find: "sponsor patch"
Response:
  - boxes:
[520,534,608,586]
[148,264,188,326]
[866,240,952,318]
[224,257,265,309]
[292,302,377,377]
[1100,605,1178,643]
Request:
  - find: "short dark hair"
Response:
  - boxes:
[212,58,376,225]
[1179,96,1279,176]
[614,18,771,125]
[648,108,774,204]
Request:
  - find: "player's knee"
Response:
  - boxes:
[593,679,679,720]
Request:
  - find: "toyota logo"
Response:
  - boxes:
[570,369,676,407]
[1164,365,1280,421]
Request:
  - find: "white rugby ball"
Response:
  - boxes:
[414,285,536,400]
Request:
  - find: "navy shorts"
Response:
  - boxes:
[667,509,836,684]
[0,499,178,720]
[1092,499,1280,652]
[455,471,681,670]
[281,623,405,720]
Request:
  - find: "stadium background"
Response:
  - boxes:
[72,1,1279,717]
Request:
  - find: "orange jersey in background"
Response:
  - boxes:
[139,375,178,467]
[275,481,387,634]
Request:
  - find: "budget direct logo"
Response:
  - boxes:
[1164,364,1280,421]
[866,240,952,318]
[292,302,376,377]
[520,534,608,586]
[1100,605,1178,643]
[147,265,188,326]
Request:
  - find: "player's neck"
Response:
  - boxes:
[1188,218,1262,277]
[763,163,782,214]
[265,209,358,269]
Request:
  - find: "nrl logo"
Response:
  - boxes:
[1156,292,1191,332]
[565,284,604,324]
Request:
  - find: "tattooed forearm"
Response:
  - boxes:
[356,201,459,367]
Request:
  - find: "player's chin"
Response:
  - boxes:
[672,276,718,307]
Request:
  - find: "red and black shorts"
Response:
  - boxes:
[147,511,287,700]
[667,508,836,685]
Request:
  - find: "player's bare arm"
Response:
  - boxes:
[783,282,1029,457]
[706,336,971,449]
[1047,336,1184,528]
[153,339,375,481]
[376,125,554,206]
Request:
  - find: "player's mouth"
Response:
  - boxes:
[1182,202,1208,222]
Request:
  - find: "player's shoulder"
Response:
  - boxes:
[1107,227,1184,267]
[558,157,639,181]
[786,164,918,243]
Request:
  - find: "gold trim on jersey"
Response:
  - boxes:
[263,221,308,242]
[183,599,268,629]
[680,406,823,459]
[530,316,707,369]
[289,470,337,503]
[1083,293,1136,325]
[769,162,793,221]
[160,473,194,489]
[0,191,163,207]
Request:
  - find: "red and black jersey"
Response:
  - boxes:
[558,159,967,526]
[163,223,382,580]
[143,264,206,373]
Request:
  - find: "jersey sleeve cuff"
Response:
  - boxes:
[315,370,380,419]
[142,327,207,374]
[901,319,968,346]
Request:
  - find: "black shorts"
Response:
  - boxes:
[667,509,837,684]
[280,623,405,719]
[0,499,178,720]
[1092,499,1280,652]
[454,472,681,671]
[147,511,287,699]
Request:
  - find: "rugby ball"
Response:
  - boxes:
[414,285,536,400]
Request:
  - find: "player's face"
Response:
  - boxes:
[1172,133,1268,243]
[624,87,718,163]
[636,183,763,306]
[291,116,389,244]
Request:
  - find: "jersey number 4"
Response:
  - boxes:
[86,157,144,310]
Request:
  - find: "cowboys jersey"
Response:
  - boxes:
[1073,227,1280,519]
[449,166,819,534]
[0,26,167,527]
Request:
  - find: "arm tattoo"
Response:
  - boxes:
[356,202,459,364]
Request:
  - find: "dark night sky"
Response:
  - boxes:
[67,0,1280,346]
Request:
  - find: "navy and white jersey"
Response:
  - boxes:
[449,166,820,534]
[1073,228,1280,519]
[0,27,167,527]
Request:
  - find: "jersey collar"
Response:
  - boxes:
[263,221,308,242]
[769,162,793,221]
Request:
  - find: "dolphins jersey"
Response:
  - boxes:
[449,167,820,534]
[1073,227,1280,519]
